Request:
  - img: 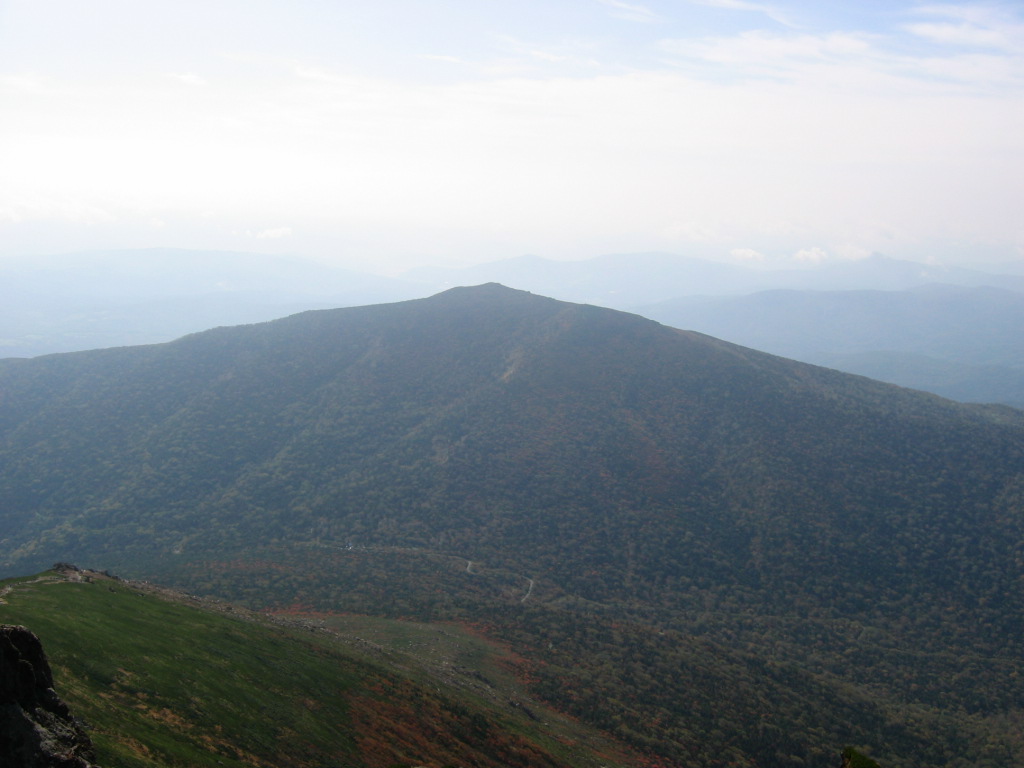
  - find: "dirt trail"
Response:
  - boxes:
[520,577,534,603]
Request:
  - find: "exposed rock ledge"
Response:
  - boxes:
[0,624,99,767]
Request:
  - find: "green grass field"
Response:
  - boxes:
[0,569,635,768]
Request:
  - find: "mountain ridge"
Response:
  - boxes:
[640,284,1024,407]
[9,248,1024,362]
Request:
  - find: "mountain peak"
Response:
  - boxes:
[412,282,567,316]
[437,281,525,295]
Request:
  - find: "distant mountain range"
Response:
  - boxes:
[0,249,424,357]
[640,284,1024,408]
[407,251,1024,305]
[1,284,1023,767]
[5,248,1023,409]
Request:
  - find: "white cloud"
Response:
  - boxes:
[662,220,724,243]
[662,15,1024,95]
[900,5,1024,91]
[729,247,767,263]
[663,29,876,71]
[597,0,662,24]
[2,2,1022,268]
[909,3,1024,44]
[0,206,25,224]
[832,244,873,262]
[3,57,1020,265]
[421,54,465,65]
[291,64,342,83]
[252,227,293,240]
[659,29,915,97]
[908,20,1007,48]
[687,0,795,28]
[793,247,829,264]
[786,246,876,265]
[491,36,603,72]
[0,74,53,94]
[167,72,208,87]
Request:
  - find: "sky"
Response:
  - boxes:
[1,0,1022,273]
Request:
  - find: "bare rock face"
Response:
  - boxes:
[0,624,98,768]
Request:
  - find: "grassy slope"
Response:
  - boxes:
[0,569,637,768]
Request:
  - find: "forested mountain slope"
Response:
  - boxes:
[1,283,1023,767]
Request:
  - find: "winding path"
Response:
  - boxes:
[520,577,534,603]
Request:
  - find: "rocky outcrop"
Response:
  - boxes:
[0,624,98,767]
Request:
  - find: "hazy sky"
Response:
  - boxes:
[2,0,1022,272]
